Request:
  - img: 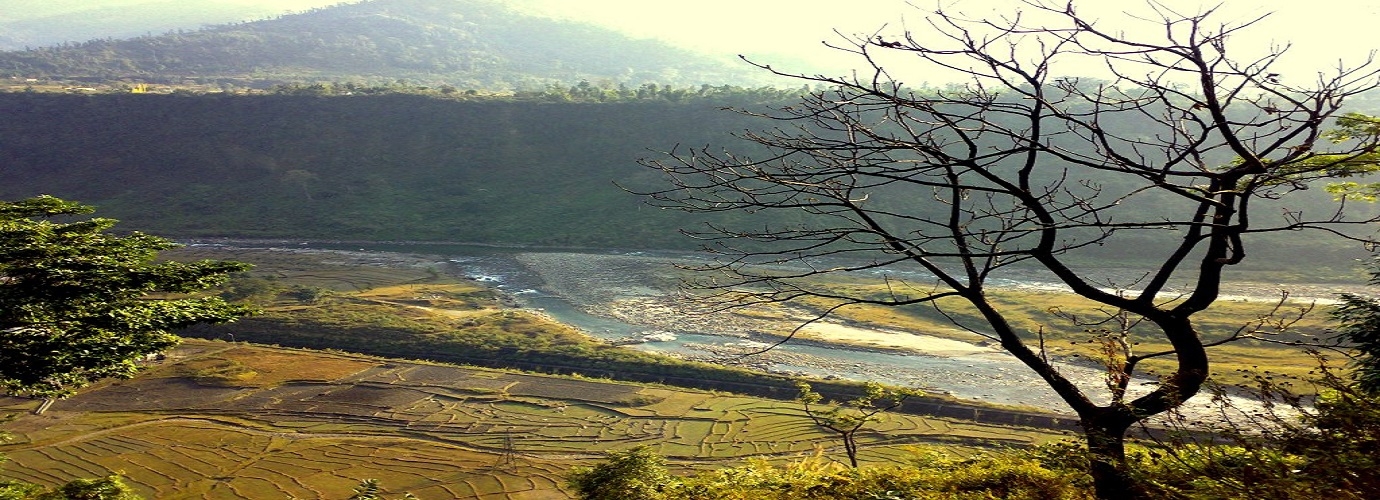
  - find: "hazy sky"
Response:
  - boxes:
[512,0,1380,84]
[12,0,1379,85]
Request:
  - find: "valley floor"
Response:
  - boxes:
[0,341,1055,499]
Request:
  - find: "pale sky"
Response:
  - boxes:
[510,0,1380,84]
[15,0,1380,85]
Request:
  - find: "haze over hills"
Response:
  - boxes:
[0,0,759,88]
[0,0,353,51]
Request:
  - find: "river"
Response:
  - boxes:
[281,241,1351,419]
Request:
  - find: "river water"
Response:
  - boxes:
[297,242,1345,417]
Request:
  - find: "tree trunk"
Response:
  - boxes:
[1084,414,1142,500]
[843,431,859,468]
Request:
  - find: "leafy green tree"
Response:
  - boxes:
[1333,259,1380,392]
[797,382,922,468]
[0,196,251,399]
[568,446,671,500]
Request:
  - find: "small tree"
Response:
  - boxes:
[640,1,1380,497]
[797,382,921,468]
[0,196,251,399]
[348,479,419,500]
[568,446,671,500]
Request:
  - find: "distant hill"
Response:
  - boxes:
[0,0,349,51]
[0,0,756,89]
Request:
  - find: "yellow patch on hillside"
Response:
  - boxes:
[167,347,376,387]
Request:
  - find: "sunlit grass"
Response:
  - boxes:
[767,277,1339,391]
[0,341,1065,498]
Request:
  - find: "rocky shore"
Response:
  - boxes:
[507,251,1324,419]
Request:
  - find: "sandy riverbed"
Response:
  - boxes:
[795,323,998,356]
[508,250,1353,418]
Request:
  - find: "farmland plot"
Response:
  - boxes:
[0,341,1053,498]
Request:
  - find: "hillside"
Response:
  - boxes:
[0,1,348,51]
[0,0,755,88]
[0,91,779,249]
[0,90,1370,274]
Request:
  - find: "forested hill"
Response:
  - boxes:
[0,90,1369,272]
[0,91,774,248]
[0,0,753,89]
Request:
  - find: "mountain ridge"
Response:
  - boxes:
[0,0,757,89]
[0,0,352,51]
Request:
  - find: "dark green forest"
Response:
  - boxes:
[0,89,1370,274]
[0,91,780,248]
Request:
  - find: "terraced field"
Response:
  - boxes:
[0,341,1057,499]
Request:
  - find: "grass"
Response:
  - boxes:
[770,278,1341,390]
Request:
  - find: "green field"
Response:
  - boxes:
[0,342,1058,499]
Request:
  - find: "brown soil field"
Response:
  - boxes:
[0,340,1059,499]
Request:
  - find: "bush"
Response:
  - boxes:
[569,447,1092,500]
[568,446,673,500]
[1137,356,1380,499]
[0,476,140,500]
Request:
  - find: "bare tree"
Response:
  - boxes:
[639,1,1380,497]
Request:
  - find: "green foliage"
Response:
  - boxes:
[567,426,1379,499]
[1296,113,1380,201]
[1139,356,1380,499]
[0,92,771,249]
[797,382,923,468]
[1333,258,1380,392]
[284,285,329,304]
[570,447,1092,500]
[0,476,140,500]
[0,196,252,398]
[561,359,1380,499]
[1336,294,1380,391]
[0,480,44,500]
[568,446,673,500]
[1137,443,1309,499]
[217,273,277,302]
[1122,262,1380,498]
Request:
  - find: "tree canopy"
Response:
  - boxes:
[639,1,1380,497]
[0,196,251,398]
